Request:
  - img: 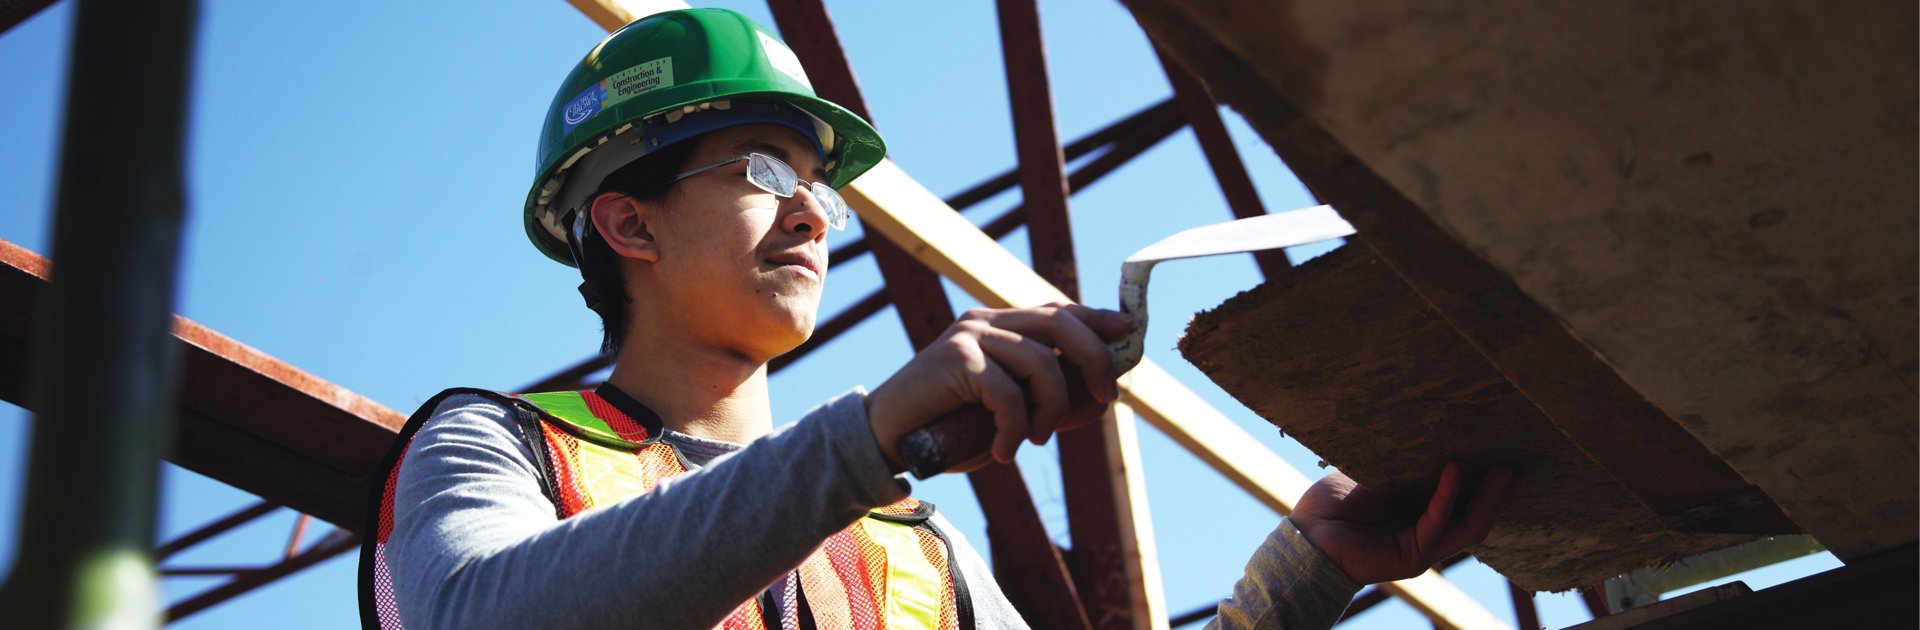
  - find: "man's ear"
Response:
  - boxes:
[589,192,659,263]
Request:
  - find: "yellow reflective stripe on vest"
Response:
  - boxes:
[861,519,943,630]
[572,436,653,508]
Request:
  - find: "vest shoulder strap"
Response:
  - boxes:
[514,390,657,450]
[359,386,540,630]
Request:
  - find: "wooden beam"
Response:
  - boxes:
[563,0,686,31]
[1096,401,1169,630]
[842,160,1512,630]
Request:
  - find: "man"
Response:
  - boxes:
[359,9,1517,630]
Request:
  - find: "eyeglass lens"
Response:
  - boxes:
[747,153,849,231]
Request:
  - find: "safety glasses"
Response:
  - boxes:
[669,152,850,230]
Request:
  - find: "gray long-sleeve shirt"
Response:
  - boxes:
[385,389,1360,629]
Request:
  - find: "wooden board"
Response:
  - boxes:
[1180,243,1755,591]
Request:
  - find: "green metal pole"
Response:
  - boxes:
[0,0,197,627]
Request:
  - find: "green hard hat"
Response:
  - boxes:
[524,8,886,266]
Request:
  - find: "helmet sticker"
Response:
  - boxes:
[757,32,812,90]
[561,57,676,135]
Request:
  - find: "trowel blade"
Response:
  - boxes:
[1109,205,1355,376]
[1124,204,1355,265]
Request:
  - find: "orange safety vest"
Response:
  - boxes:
[360,388,973,630]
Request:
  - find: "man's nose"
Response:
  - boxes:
[780,186,831,238]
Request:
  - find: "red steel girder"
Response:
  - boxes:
[765,1,1091,628]
[1,238,389,623]
[0,0,57,36]
[1152,44,1291,279]
[154,500,281,561]
[996,0,1079,297]
[1509,581,1541,630]
[165,530,361,623]
[995,1,1141,627]
[0,238,402,530]
[1579,584,1613,619]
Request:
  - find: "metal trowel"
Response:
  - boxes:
[899,204,1357,479]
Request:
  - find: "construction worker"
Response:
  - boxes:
[360,8,1517,630]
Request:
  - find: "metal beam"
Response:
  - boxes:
[164,530,360,623]
[0,0,58,36]
[757,1,1092,628]
[154,500,280,561]
[0,239,405,529]
[1152,44,1290,279]
[997,0,1078,296]
[995,1,1160,628]
[841,159,1512,630]
[1508,582,1540,630]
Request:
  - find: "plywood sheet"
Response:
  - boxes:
[1181,244,1752,590]
[1128,0,1917,560]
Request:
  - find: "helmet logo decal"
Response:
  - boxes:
[561,57,676,135]
[758,32,812,90]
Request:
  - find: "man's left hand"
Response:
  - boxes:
[1289,462,1521,585]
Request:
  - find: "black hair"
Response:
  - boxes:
[573,138,703,356]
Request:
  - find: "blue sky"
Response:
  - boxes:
[0,2,1837,628]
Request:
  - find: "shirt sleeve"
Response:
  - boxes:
[384,389,907,630]
[1205,518,1363,630]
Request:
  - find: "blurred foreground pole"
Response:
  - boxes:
[0,0,197,627]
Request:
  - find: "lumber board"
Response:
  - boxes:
[1180,243,1757,590]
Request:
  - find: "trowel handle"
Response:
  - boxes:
[897,360,1104,479]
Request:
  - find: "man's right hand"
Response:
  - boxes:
[862,302,1133,473]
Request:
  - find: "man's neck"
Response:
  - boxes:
[603,330,773,445]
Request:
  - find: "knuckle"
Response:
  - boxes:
[961,307,995,322]
[951,319,990,337]
[940,335,977,358]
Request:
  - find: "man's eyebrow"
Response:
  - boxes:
[731,140,828,180]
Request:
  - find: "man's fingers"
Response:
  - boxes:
[970,359,1030,464]
[965,304,1125,403]
[975,328,1069,445]
[1436,465,1521,556]
[1053,302,1135,341]
[1413,462,1463,556]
